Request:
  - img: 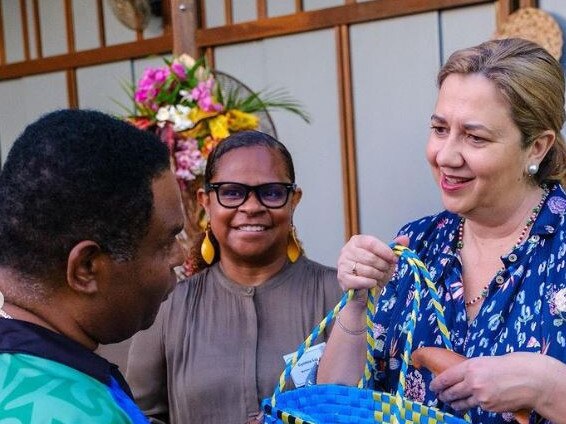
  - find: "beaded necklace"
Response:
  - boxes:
[457,186,549,307]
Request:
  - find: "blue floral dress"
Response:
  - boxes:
[372,183,566,424]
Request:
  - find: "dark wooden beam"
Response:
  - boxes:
[32,0,42,58]
[171,0,199,56]
[0,35,172,81]
[20,0,31,60]
[96,0,106,47]
[196,0,492,48]
[336,25,359,238]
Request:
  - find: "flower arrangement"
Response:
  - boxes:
[127,54,309,189]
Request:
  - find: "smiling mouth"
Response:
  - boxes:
[443,175,473,185]
[236,225,268,232]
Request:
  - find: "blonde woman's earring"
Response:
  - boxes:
[287,225,302,263]
[527,163,539,176]
[201,224,215,265]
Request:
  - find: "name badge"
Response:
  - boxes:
[283,342,326,388]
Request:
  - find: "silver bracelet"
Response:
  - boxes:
[336,314,366,336]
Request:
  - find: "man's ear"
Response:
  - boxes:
[66,241,105,294]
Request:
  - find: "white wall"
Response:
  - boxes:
[209,2,499,264]
[215,29,345,266]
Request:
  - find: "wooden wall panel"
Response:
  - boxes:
[232,0,256,23]
[39,0,67,57]
[195,0,492,47]
[265,0,295,17]
[72,0,100,51]
[0,1,5,65]
[3,0,557,258]
[205,0,226,28]
[76,61,131,114]
[2,0,24,62]
[102,0,137,46]
[441,2,496,61]
[539,1,566,75]
[336,25,359,237]
[352,12,441,239]
[214,30,345,266]
[304,0,344,11]
[0,71,67,165]
[0,80,26,164]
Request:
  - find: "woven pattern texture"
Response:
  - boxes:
[262,245,470,424]
[494,7,563,60]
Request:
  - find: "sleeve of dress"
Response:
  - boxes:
[126,299,171,423]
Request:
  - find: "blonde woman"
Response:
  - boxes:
[318,38,566,423]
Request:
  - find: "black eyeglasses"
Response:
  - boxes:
[205,182,296,209]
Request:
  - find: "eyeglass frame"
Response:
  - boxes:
[205,181,297,209]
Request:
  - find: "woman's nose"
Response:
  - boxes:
[435,135,463,168]
[239,190,266,211]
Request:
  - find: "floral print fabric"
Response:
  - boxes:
[372,183,566,424]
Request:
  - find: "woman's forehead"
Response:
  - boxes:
[214,146,288,178]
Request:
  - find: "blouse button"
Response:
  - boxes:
[495,275,506,285]
[245,287,254,295]
[508,253,518,262]
[529,235,540,243]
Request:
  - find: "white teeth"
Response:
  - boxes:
[445,176,467,184]
[238,225,265,232]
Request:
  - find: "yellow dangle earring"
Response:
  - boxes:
[287,224,302,263]
[201,223,216,265]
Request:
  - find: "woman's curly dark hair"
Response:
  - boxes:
[0,109,170,283]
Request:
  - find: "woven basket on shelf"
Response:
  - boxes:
[262,245,471,424]
[494,7,563,60]
[109,0,151,31]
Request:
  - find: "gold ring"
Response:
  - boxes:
[351,261,358,276]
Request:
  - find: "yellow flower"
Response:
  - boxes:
[201,136,220,157]
[209,115,230,139]
[227,109,259,131]
[180,122,208,139]
[189,107,218,124]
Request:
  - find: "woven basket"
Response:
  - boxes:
[262,245,470,424]
[494,7,563,60]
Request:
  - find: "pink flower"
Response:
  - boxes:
[190,78,223,112]
[134,66,171,107]
[174,138,206,181]
[171,62,187,80]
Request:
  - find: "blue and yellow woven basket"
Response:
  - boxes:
[262,245,470,424]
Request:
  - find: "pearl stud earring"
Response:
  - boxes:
[527,163,539,176]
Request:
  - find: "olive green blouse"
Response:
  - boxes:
[126,256,341,424]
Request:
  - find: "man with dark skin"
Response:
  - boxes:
[0,109,185,423]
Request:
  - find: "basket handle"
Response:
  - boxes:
[269,244,454,407]
[269,288,354,405]
[389,244,454,398]
[392,245,472,424]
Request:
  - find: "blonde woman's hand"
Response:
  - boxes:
[337,234,409,292]
[430,352,549,415]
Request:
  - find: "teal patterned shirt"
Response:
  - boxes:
[0,319,148,423]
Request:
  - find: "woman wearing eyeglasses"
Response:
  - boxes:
[126,130,342,424]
